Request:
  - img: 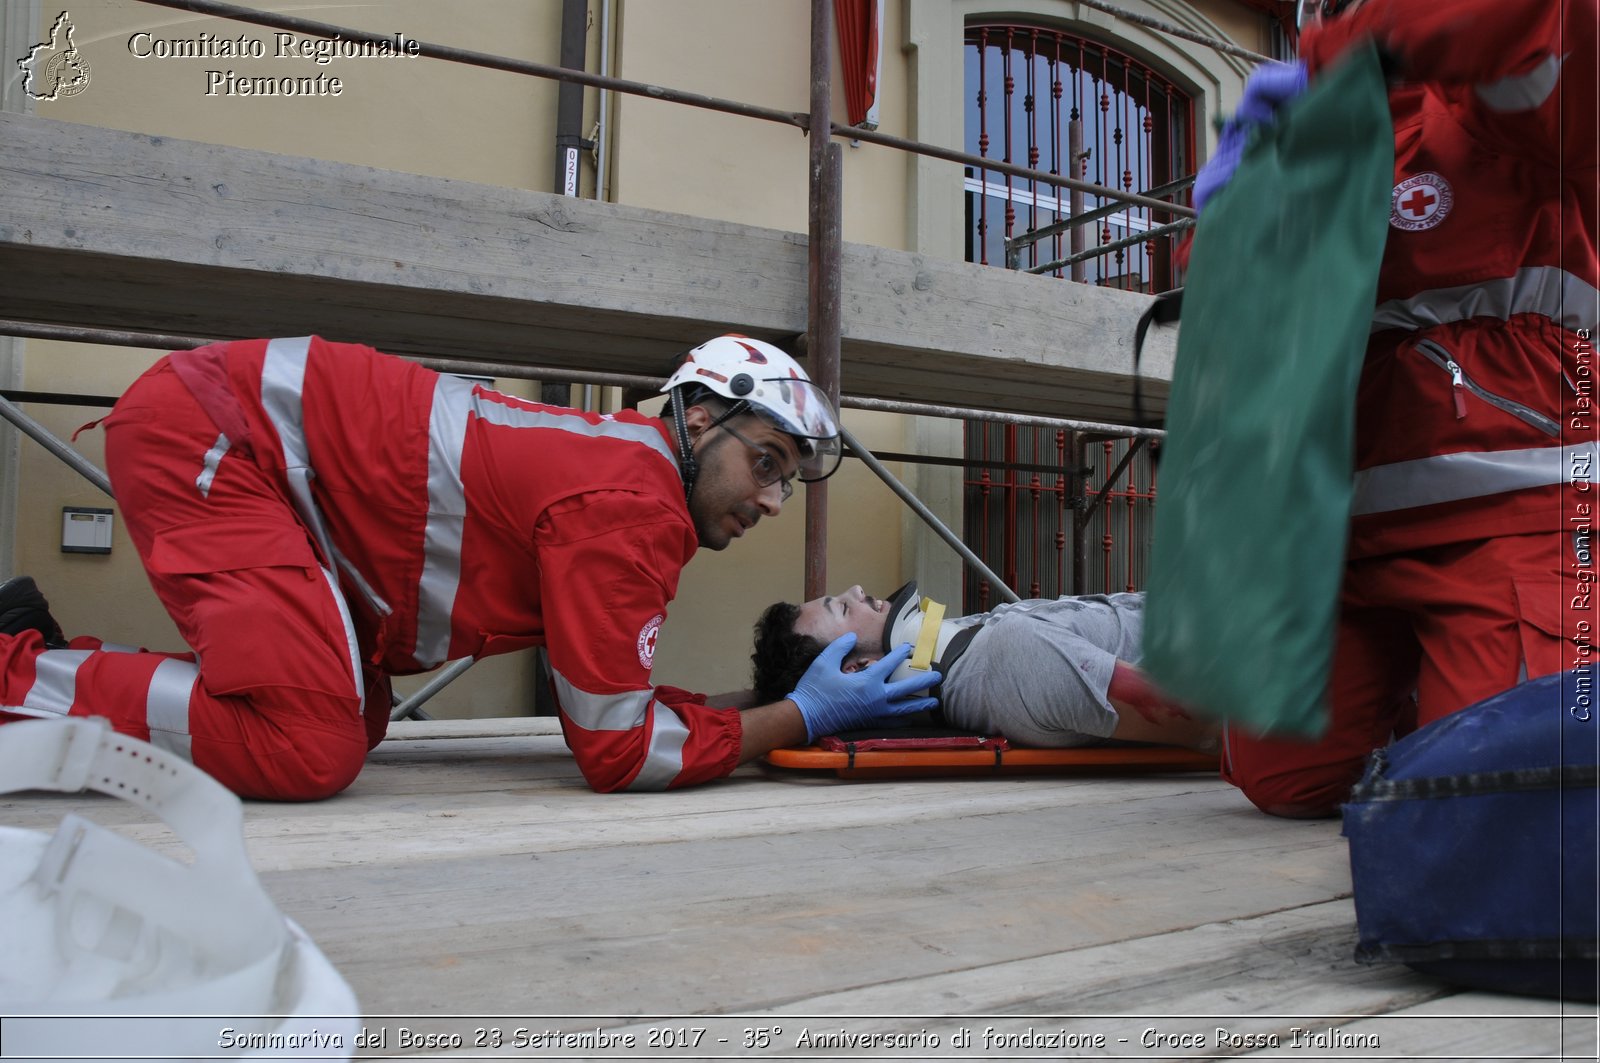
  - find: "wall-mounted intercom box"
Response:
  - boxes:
[62,507,114,554]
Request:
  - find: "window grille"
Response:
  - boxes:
[960,23,1188,610]
[961,432,1159,610]
[964,23,1195,292]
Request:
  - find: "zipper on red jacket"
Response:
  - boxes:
[1414,339,1560,436]
[1447,358,1468,419]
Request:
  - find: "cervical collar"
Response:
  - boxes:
[880,581,979,685]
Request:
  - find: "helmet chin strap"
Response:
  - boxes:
[669,390,751,505]
[669,388,699,505]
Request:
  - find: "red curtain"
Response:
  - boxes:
[834,0,879,128]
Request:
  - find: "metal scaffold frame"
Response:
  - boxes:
[0,0,1243,716]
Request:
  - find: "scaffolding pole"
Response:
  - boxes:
[0,322,1167,437]
[805,0,842,602]
[0,395,113,498]
[841,427,1020,605]
[137,0,1195,218]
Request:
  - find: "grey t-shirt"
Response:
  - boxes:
[938,592,1144,746]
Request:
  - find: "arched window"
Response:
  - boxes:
[960,22,1185,609]
[965,23,1194,292]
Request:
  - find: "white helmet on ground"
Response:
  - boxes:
[0,717,358,1060]
[661,335,844,485]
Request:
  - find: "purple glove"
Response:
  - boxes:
[1193,60,1308,213]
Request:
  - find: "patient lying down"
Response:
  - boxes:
[750,583,1217,752]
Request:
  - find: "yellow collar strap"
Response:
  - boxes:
[909,597,945,671]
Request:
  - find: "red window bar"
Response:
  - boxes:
[965,23,1195,290]
[962,24,1189,609]
[1084,436,1159,595]
[960,433,1160,608]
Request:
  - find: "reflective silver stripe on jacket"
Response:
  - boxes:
[195,432,230,498]
[260,338,391,623]
[410,386,682,667]
[260,337,325,551]
[550,667,688,791]
[469,395,678,467]
[1371,267,1598,334]
[1476,53,1564,112]
[1352,442,1597,516]
[145,657,199,760]
[258,337,370,711]
[414,373,475,667]
[626,709,690,791]
[318,563,365,716]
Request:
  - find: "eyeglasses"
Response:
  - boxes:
[1295,0,1356,30]
[719,422,797,501]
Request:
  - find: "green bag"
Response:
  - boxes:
[1143,44,1393,737]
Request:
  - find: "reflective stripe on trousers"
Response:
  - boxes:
[5,647,200,761]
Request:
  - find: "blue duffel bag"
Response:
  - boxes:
[1343,671,1598,1000]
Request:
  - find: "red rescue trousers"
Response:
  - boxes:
[0,360,389,800]
[1222,531,1585,817]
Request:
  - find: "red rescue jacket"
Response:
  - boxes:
[171,336,742,792]
[1303,0,1598,558]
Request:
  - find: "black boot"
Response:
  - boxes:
[0,576,66,646]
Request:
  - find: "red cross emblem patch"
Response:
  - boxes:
[636,614,665,669]
[1390,172,1453,232]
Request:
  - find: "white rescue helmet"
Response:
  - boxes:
[661,335,843,482]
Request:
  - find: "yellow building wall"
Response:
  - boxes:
[608,0,915,693]
[5,0,1264,711]
[4,0,913,711]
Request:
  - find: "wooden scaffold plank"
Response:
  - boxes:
[0,111,1173,423]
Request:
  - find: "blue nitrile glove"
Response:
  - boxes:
[1193,60,1308,213]
[787,634,941,743]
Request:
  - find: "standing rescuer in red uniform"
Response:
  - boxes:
[0,334,938,799]
[1216,0,1598,816]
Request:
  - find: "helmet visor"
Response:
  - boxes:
[745,377,844,482]
[794,431,844,483]
[1295,0,1356,30]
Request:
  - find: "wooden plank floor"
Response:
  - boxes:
[3,718,1594,1061]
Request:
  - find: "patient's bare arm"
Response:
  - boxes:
[1107,661,1220,752]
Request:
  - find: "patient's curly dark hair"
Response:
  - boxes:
[750,601,828,705]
